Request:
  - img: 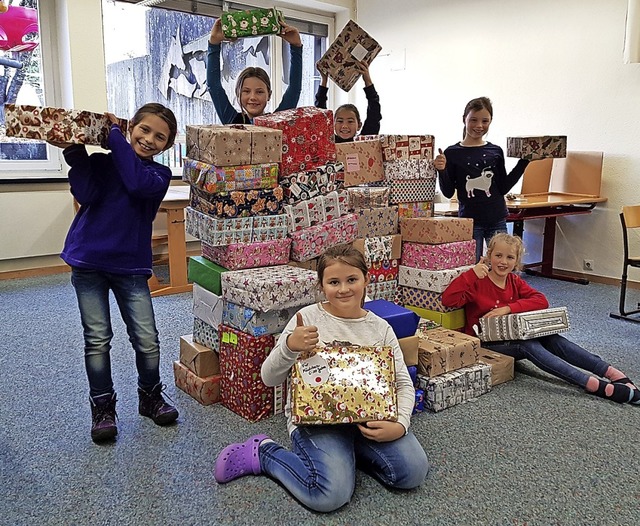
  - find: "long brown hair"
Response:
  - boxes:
[130,103,178,150]
[462,96,493,139]
[234,67,271,120]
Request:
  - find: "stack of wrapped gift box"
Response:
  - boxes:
[398,216,476,330]
[173,333,222,406]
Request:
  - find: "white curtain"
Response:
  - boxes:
[624,0,640,63]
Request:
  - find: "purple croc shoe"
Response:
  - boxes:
[214,434,269,483]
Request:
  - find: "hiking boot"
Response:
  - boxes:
[90,392,117,442]
[138,384,179,425]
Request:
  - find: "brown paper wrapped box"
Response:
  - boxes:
[400,217,474,244]
[477,348,515,386]
[398,335,419,366]
[336,139,385,187]
[179,334,220,377]
[290,345,397,424]
[417,327,481,377]
[173,361,221,406]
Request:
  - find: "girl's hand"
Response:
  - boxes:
[357,421,405,442]
[316,62,328,86]
[433,148,446,171]
[104,112,119,126]
[473,256,490,279]
[209,18,225,45]
[354,60,372,86]
[483,306,512,318]
[280,24,302,47]
[286,312,319,352]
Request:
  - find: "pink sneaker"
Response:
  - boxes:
[214,434,269,483]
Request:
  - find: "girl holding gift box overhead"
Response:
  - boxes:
[213,244,429,513]
[314,61,381,142]
[435,97,530,261]
[49,103,180,443]
[442,233,640,405]
[207,18,303,124]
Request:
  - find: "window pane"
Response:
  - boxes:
[0,0,48,163]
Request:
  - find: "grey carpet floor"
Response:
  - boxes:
[1,270,640,526]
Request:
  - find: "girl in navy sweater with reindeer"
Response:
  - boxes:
[435,97,530,261]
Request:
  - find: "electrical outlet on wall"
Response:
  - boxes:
[583,259,594,271]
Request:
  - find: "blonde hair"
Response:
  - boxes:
[486,233,525,271]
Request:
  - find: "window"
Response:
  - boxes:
[102,0,329,172]
[0,0,61,179]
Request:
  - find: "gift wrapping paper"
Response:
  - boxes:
[192,282,223,328]
[366,279,398,302]
[221,7,284,38]
[397,201,434,219]
[185,124,282,166]
[388,178,436,204]
[407,306,466,331]
[181,158,279,193]
[290,345,397,424]
[352,234,402,264]
[221,265,320,312]
[335,139,385,187]
[173,361,221,406]
[222,301,302,337]
[376,134,435,161]
[254,107,336,176]
[186,207,288,247]
[398,265,474,293]
[279,162,344,205]
[188,256,227,295]
[316,20,382,92]
[219,325,276,422]
[401,217,474,244]
[289,213,359,261]
[354,206,399,237]
[368,259,399,283]
[417,327,481,377]
[397,286,456,313]
[189,186,284,218]
[476,307,570,341]
[383,159,437,181]
[346,186,390,209]
[401,240,476,270]
[201,238,292,270]
[364,299,420,339]
[477,348,515,386]
[179,334,220,377]
[506,135,567,160]
[4,104,127,149]
[284,190,349,231]
[416,363,491,412]
[193,316,220,351]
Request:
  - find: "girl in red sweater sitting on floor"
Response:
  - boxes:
[442,233,639,404]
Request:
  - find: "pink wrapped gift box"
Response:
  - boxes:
[4,104,127,149]
[398,265,473,293]
[219,325,275,422]
[396,285,456,313]
[354,206,398,237]
[401,240,476,270]
[201,238,292,270]
[221,265,320,312]
[284,190,349,231]
[254,107,336,176]
[173,361,221,406]
[186,207,288,247]
[400,217,473,244]
[336,139,385,187]
[181,158,279,193]
[289,213,359,261]
[189,186,284,218]
[397,201,434,218]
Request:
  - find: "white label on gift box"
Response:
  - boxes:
[351,43,368,61]
[345,153,361,172]
[299,354,330,385]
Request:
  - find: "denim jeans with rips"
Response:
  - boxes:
[71,268,161,397]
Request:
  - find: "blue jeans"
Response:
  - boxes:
[485,334,610,388]
[259,424,429,513]
[473,220,507,262]
[71,268,161,397]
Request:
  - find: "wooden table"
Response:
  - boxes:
[149,185,193,297]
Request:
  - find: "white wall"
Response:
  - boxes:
[355,0,640,279]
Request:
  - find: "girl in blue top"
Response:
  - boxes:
[207,18,303,124]
[50,103,179,443]
[436,97,530,261]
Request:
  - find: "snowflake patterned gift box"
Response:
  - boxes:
[218,325,276,422]
[401,240,475,270]
[346,186,390,209]
[284,190,350,231]
[254,107,336,177]
[317,20,382,92]
[221,265,320,312]
[181,158,279,193]
[335,139,385,187]
[279,162,344,205]
[506,135,567,160]
[189,186,284,219]
[185,124,282,166]
[398,265,473,293]
[290,345,397,424]
[416,363,491,413]
[201,238,292,270]
[289,213,359,262]
[400,217,473,244]
[4,104,128,149]
[173,361,221,406]
[354,206,399,237]
[222,301,304,337]
[416,327,481,378]
[221,7,285,38]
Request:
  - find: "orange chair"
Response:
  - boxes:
[610,204,640,323]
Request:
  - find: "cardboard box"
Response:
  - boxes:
[476,307,570,341]
[416,363,491,412]
[404,304,465,329]
[185,124,282,166]
[346,186,390,209]
[284,190,349,232]
[364,299,420,339]
[181,158,279,193]
[336,139,385,187]
[222,301,302,337]
[359,134,435,161]
[398,335,420,366]
[289,214,358,261]
[316,19,382,92]
[367,259,399,283]
[366,279,398,302]
[221,7,284,38]
[201,238,291,270]
[4,104,127,149]
[192,317,219,351]
[400,217,473,244]
[388,178,437,204]
[397,201,433,219]
[401,240,475,271]
[179,334,220,377]
[383,159,436,181]
[417,327,481,377]
[398,287,457,313]
[279,162,344,205]
[189,186,284,219]
[506,135,567,160]
[477,348,515,386]
[352,234,402,263]
[173,361,221,406]
[187,256,227,295]
[354,206,398,237]
[192,283,223,328]
[398,265,473,293]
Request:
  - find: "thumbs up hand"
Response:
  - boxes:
[434,148,446,171]
[286,312,320,353]
[473,256,490,279]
